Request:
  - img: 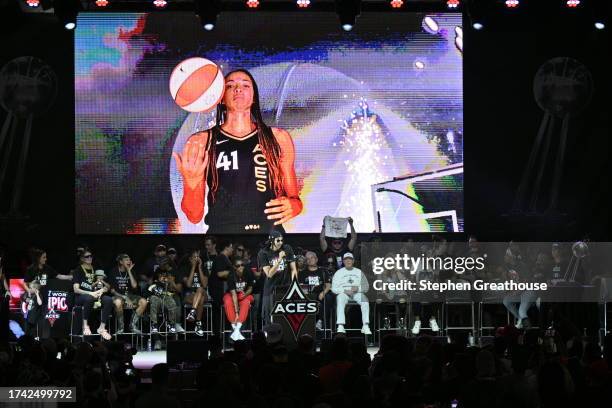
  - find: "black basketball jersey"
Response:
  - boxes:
[205,126,276,233]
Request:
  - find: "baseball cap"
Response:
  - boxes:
[343,252,354,259]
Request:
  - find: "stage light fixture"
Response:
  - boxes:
[566,0,580,8]
[246,0,259,8]
[505,0,519,8]
[336,0,361,31]
[594,22,605,30]
[26,0,40,7]
[53,0,82,30]
[196,0,220,31]
[95,0,109,7]
[297,0,311,8]
[390,0,403,8]
[472,22,483,30]
[447,0,460,9]
[153,0,167,8]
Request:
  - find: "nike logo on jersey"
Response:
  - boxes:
[216,139,229,145]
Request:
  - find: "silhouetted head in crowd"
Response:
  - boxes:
[151,363,169,387]
[330,336,349,361]
[297,334,315,355]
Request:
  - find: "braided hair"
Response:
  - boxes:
[206,69,285,204]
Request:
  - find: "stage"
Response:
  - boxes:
[132,347,382,370]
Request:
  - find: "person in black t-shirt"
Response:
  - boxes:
[210,240,234,336]
[203,236,218,277]
[223,257,255,341]
[298,251,333,330]
[23,248,72,338]
[72,249,113,340]
[243,246,264,330]
[108,254,147,335]
[319,216,357,271]
[22,280,43,337]
[147,263,185,337]
[182,249,209,336]
[141,244,168,293]
[258,230,297,325]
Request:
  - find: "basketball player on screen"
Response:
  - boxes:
[173,70,302,234]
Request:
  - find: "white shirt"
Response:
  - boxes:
[331,267,369,294]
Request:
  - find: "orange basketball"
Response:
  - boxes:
[169,57,224,113]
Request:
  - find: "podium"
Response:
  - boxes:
[271,280,319,349]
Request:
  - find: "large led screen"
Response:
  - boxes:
[76,12,463,234]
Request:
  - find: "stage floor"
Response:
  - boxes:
[132,347,381,370]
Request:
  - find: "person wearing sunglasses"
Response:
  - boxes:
[72,250,113,340]
[320,216,357,271]
[223,258,255,341]
[258,230,297,325]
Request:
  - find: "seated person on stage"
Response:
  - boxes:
[320,216,357,271]
[411,242,441,335]
[298,251,333,330]
[182,248,209,337]
[502,250,542,329]
[72,250,113,340]
[376,261,408,329]
[331,252,371,335]
[148,266,185,335]
[223,257,256,341]
[109,254,147,334]
[22,280,43,338]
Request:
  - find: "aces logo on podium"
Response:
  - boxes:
[272,279,319,340]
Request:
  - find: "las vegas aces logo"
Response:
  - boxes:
[272,280,319,340]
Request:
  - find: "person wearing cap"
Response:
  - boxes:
[167,247,179,269]
[258,230,298,326]
[320,216,357,271]
[141,244,168,293]
[72,250,114,340]
[331,252,371,335]
[108,254,147,334]
[92,269,111,309]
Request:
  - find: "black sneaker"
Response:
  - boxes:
[186,308,197,322]
[150,324,158,334]
[195,322,204,337]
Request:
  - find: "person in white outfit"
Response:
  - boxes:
[331,253,371,335]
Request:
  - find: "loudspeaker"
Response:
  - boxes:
[167,339,209,366]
